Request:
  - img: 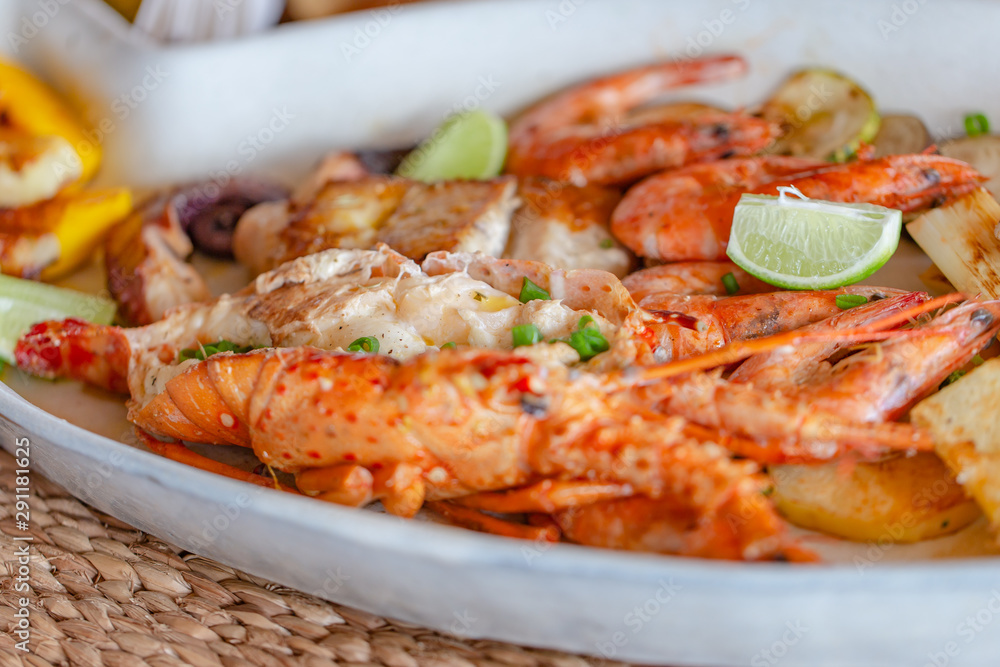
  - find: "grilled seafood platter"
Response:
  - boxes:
[7,53,1000,565]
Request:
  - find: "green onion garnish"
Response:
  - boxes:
[440,342,457,350]
[835,294,868,310]
[599,239,615,249]
[519,277,551,303]
[973,354,985,366]
[721,272,739,295]
[941,370,966,388]
[347,336,380,353]
[179,340,254,362]
[512,323,542,348]
[965,113,990,137]
[562,315,610,361]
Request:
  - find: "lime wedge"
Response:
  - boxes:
[397,110,508,182]
[726,187,902,290]
[0,274,116,363]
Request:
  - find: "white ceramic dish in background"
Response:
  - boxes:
[3,1,1000,665]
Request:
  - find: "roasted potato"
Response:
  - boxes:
[913,359,1000,534]
[770,452,980,543]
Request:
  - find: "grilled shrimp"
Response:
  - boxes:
[555,298,1000,554]
[622,261,772,299]
[639,286,911,362]
[612,154,986,261]
[505,55,777,186]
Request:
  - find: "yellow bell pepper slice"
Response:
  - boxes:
[0,59,102,184]
[40,188,133,280]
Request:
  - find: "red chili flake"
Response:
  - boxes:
[344,453,357,461]
[307,451,321,459]
[513,377,533,394]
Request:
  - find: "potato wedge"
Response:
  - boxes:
[906,188,1000,298]
[770,452,980,543]
[912,359,1000,533]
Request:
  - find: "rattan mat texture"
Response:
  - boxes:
[0,450,638,667]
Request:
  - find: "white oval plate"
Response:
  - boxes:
[4,1,1000,665]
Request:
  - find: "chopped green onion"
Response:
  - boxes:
[179,340,254,362]
[440,342,457,350]
[835,294,868,310]
[472,291,487,302]
[941,369,966,388]
[562,315,610,361]
[721,272,740,295]
[347,336,380,353]
[965,113,990,137]
[512,323,542,348]
[519,277,551,303]
[599,239,615,249]
[941,355,987,388]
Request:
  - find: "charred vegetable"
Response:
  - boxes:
[759,68,880,161]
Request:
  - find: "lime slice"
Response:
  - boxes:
[0,274,116,363]
[726,186,902,290]
[397,110,508,182]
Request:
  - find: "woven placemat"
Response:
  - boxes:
[0,450,636,667]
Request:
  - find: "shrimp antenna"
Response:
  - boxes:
[636,292,964,384]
